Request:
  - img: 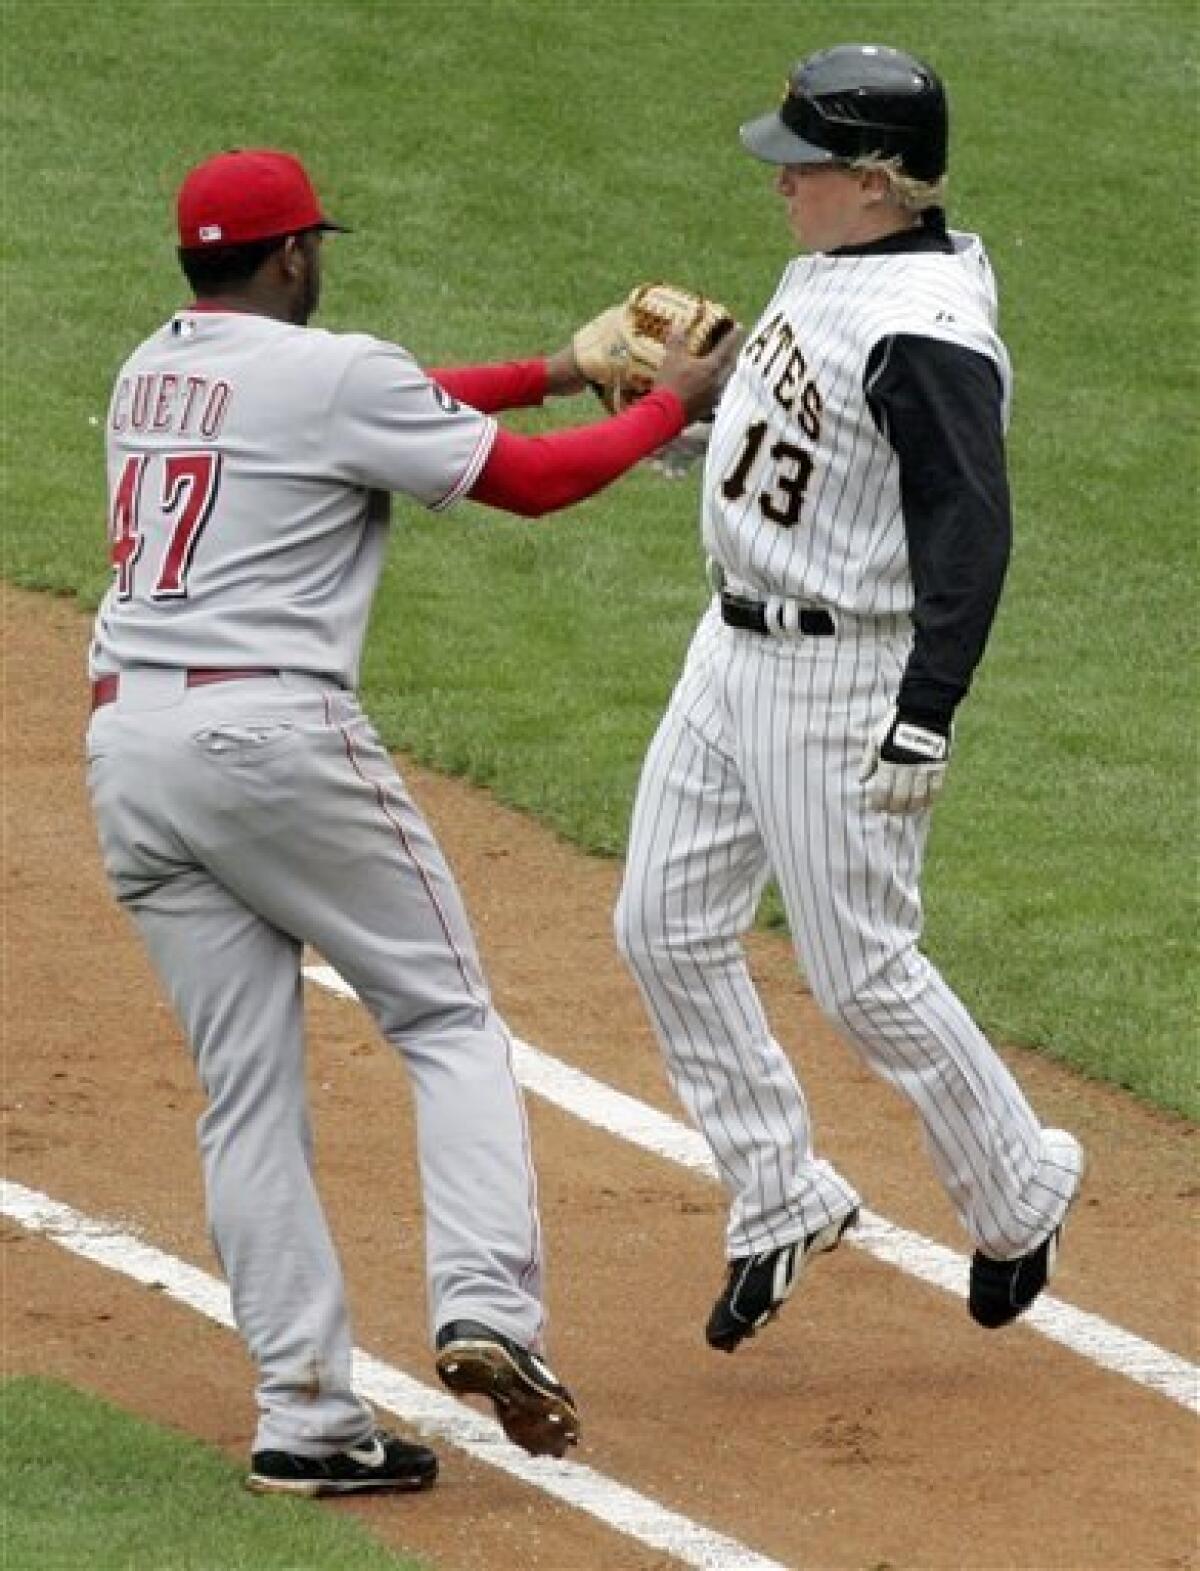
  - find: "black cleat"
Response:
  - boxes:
[246,1425,438,1496]
[969,1130,1086,1329]
[706,1208,859,1353]
[435,1319,580,1458]
[969,1229,1063,1329]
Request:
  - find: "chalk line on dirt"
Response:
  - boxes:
[1,1177,791,1571]
[304,963,1199,1416]
[4,959,1193,1571]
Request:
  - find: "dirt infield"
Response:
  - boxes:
[4,585,1196,1570]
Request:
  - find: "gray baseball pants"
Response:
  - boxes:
[86,668,544,1455]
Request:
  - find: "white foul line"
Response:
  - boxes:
[5,964,1193,1571]
[506,1034,1200,1415]
[1,1178,789,1571]
[305,963,1199,1415]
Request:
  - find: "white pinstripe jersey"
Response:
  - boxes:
[702,230,1011,616]
[91,310,495,686]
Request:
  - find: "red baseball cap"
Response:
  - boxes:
[177,148,348,249]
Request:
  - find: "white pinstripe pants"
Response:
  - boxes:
[615,605,1077,1260]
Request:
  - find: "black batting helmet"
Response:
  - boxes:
[740,44,948,182]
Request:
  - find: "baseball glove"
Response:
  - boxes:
[572,282,735,413]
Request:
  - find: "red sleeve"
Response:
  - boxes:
[428,359,548,413]
[465,390,687,517]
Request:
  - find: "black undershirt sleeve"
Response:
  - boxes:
[864,333,1012,730]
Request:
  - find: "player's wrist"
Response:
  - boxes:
[885,707,952,765]
[879,717,950,767]
[893,705,952,739]
[543,347,588,399]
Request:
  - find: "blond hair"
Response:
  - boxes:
[850,153,947,213]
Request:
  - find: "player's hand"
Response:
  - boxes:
[655,324,743,424]
[859,708,951,814]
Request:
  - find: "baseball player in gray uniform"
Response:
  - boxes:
[86,148,734,1492]
[614,46,1085,1353]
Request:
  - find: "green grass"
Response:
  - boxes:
[1,2,1195,1560]
[0,1377,427,1570]
[2,0,1196,1121]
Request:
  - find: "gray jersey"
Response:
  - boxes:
[702,230,1011,615]
[91,310,496,686]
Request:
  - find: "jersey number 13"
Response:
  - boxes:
[720,420,814,529]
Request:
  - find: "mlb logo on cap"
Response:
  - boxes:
[177,149,348,249]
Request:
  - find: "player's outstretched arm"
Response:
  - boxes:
[427,334,670,413]
[428,347,589,413]
[432,280,738,414]
[466,328,741,519]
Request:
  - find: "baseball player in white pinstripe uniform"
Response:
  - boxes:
[615,45,1084,1351]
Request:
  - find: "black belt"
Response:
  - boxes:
[719,592,835,637]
